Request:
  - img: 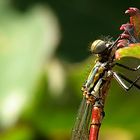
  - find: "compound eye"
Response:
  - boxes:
[90,40,107,54]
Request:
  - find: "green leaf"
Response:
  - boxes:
[116,43,140,59]
[0,4,60,128]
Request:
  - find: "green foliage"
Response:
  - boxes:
[116,44,140,59]
[0,1,60,140]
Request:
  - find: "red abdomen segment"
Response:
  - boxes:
[89,107,104,140]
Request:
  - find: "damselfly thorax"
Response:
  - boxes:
[82,61,113,104]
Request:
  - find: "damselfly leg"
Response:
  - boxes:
[116,63,140,71]
[113,63,140,90]
[113,72,140,91]
[117,73,140,89]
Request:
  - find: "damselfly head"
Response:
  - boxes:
[90,39,108,54]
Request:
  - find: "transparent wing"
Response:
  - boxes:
[71,97,93,140]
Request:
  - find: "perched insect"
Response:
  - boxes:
[71,8,140,140]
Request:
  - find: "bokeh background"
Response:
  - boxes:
[0,0,140,140]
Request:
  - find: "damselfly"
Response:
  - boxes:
[71,9,140,140]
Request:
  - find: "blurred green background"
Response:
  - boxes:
[0,0,140,140]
